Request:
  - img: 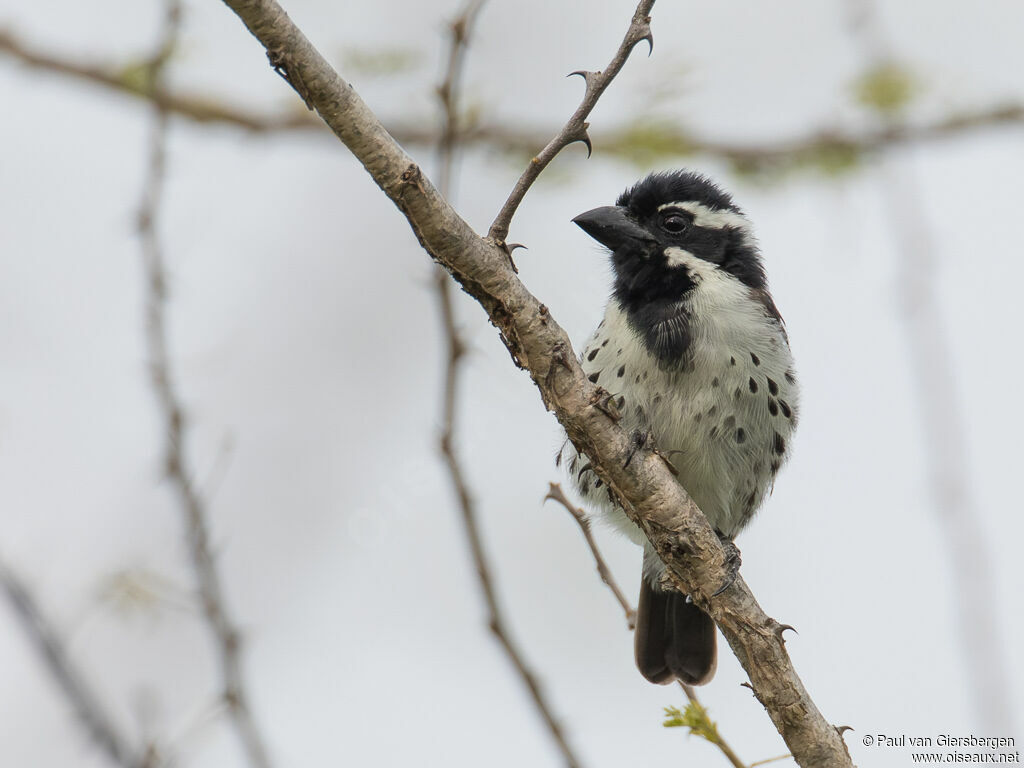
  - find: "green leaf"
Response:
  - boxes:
[853,61,917,115]
[662,702,722,745]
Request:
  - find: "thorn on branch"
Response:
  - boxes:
[567,69,601,93]
[399,163,425,193]
[266,46,314,110]
[570,122,593,158]
[635,18,654,55]
[501,240,525,273]
[835,725,854,737]
[770,621,798,643]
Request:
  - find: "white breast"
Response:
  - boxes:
[561,252,799,551]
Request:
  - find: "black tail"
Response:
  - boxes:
[634,577,717,685]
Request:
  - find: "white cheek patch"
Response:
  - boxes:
[658,201,752,232]
[664,246,698,268]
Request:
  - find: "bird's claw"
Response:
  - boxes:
[711,534,742,596]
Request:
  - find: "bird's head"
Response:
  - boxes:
[573,171,766,312]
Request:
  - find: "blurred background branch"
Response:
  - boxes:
[431,2,584,766]
[843,0,1013,732]
[135,2,275,766]
[0,559,159,768]
[1,0,1021,764]
[2,27,1022,179]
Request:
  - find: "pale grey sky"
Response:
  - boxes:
[1,1,1022,766]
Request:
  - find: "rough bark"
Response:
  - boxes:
[216,2,854,765]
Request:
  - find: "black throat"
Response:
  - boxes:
[613,260,695,365]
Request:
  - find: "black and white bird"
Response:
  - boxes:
[560,170,799,686]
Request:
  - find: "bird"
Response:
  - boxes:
[559,170,799,685]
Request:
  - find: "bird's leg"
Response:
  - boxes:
[623,428,649,469]
[711,532,742,597]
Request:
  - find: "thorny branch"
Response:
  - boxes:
[486,0,654,244]
[2,27,1022,176]
[547,483,761,768]
[0,560,157,768]
[210,0,851,763]
[843,0,1013,733]
[431,3,583,767]
[545,483,635,629]
[136,3,274,767]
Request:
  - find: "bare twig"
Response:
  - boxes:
[546,481,759,767]
[0,559,156,768]
[677,683,752,768]
[486,0,655,244]
[136,4,274,767]
[545,483,635,629]
[214,0,853,763]
[432,5,583,766]
[2,28,1021,173]
[843,0,1013,732]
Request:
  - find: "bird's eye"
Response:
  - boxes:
[659,212,689,234]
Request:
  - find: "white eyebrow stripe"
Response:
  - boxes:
[658,201,751,231]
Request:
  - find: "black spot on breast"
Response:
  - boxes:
[773,432,786,455]
[588,372,600,383]
[694,412,703,423]
[748,377,758,393]
[601,339,609,347]
[767,377,778,395]
[768,400,779,416]
[652,394,662,407]
[635,375,641,383]
[707,405,717,417]
[581,479,590,493]
[750,352,760,366]
[723,415,736,429]
[711,377,720,387]
[784,369,796,384]
[733,387,742,400]
[746,490,756,508]
[616,395,625,409]
[730,356,736,366]
[779,400,792,419]
[770,460,781,474]
[594,478,603,489]
[617,365,626,377]
[735,428,746,444]
[587,349,598,361]
[709,427,719,438]
[616,348,622,356]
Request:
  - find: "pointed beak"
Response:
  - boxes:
[572,206,655,251]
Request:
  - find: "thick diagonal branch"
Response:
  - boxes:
[214,1,853,765]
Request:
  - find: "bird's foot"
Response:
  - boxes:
[711,533,742,597]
